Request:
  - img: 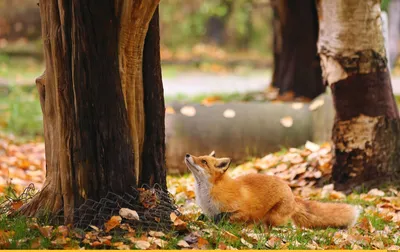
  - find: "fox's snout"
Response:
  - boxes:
[185,153,191,158]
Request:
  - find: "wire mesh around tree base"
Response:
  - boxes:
[0,183,37,215]
[0,183,179,232]
[51,184,180,232]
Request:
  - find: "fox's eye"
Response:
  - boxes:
[201,159,207,165]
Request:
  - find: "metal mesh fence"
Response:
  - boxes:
[0,183,179,232]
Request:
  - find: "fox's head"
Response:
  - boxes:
[184,151,231,181]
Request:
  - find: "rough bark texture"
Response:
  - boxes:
[317,0,400,191]
[271,0,325,100]
[19,0,165,224]
[389,0,400,68]
[140,8,167,189]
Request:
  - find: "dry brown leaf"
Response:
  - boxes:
[170,212,187,231]
[89,225,100,232]
[38,226,53,238]
[104,216,122,233]
[220,230,239,243]
[371,240,385,249]
[305,141,320,152]
[165,106,175,114]
[51,236,68,245]
[148,230,165,238]
[177,239,190,248]
[358,217,375,233]
[201,96,222,106]
[133,240,151,250]
[197,237,210,249]
[240,238,253,248]
[148,237,168,248]
[266,236,283,248]
[368,188,385,197]
[11,200,23,211]
[56,225,69,238]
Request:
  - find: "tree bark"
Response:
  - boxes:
[271,0,325,100]
[140,8,167,189]
[389,0,400,68]
[18,0,165,225]
[205,0,233,46]
[317,0,400,191]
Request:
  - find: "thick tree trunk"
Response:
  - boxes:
[140,8,167,189]
[205,0,233,46]
[271,0,325,100]
[270,0,284,90]
[317,0,400,191]
[19,0,165,224]
[389,0,400,68]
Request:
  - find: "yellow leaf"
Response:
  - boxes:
[104,216,122,233]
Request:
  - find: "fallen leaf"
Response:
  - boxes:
[280,116,293,127]
[305,141,320,152]
[11,200,23,211]
[56,225,69,238]
[309,99,324,111]
[358,217,375,233]
[180,106,196,117]
[165,106,175,114]
[197,237,209,249]
[38,226,53,238]
[177,239,190,248]
[133,240,151,249]
[104,216,122,232]
[223,109,236,118]
[148,230,165,238]
[266,236,282,248]
[368,188,385,197]
[119,208,139,221]
[291,102,304,110]
[89,225,100,232]
[240,238,253,248]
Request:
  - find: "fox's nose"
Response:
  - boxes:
[185,153,190,158]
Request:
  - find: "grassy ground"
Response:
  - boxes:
[0,165,399,249]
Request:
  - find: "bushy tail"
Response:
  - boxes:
[291,198,360,228]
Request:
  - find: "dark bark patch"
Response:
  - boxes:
[140,8,167,190]
[272,0,325,99]
[331,71,399,121]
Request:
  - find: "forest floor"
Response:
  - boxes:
[1,42,400,249]
[0,134,399,249]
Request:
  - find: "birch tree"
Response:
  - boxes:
[317,0,400,191]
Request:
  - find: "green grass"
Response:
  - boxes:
[0,86,43,138]
[0,54,44,85]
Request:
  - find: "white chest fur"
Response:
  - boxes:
[194,179,221,217]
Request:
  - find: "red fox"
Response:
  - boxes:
[184,151,361,228]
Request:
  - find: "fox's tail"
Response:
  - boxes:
[291,197,361,228]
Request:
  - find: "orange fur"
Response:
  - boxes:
[185,152,360,229]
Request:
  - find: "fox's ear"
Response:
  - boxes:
[209,150,216,157]
[216,158,231,172]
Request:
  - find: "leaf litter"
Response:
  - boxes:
[0,134,399,249]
